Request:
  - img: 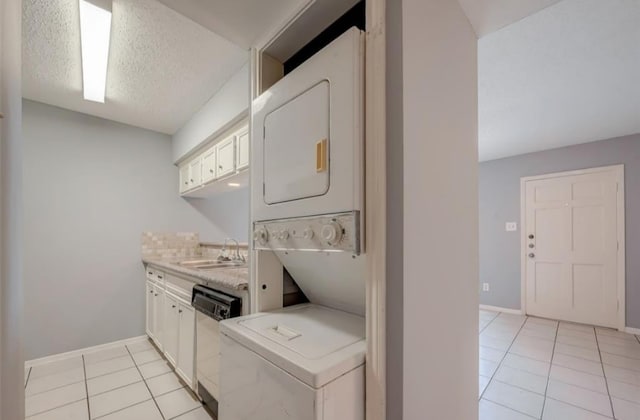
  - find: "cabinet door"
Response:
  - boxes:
[236,129,249,170]
[163,294,179,367]
[188,157,202,190]
[146,281,155,339]
[177,302,196,386]
[216,136,236,178]
[263,80,330,204]
[179,164,190,194]
[152,287,165,350]
[202,146,217,184]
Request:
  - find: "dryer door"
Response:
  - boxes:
[263,80,330,205]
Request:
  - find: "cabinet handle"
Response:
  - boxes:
[209,169,214,173]
[147,272,152,275]
[172,305,176,308]
[154,293,158,296]
[178,309,183,314]
[219,165,223,169]
[157,275,163,279]
[190,179,194,183]
[150,291,153,294]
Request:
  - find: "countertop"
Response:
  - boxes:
[143,257,249,291]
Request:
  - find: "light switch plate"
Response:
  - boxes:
[505,222,517,232]
[482,283,490,292]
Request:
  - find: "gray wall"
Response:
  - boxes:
[1,0,25,416]
[23,100,249,360]
[479,133,640,328]
[386,0,403,417]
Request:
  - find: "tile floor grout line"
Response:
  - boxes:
[125,344,167,420]
[86,378,145,399]
[26,397,88,419]
[481,397,538,419]
[81,355,92,420]
[544,395,616,419]
[91,397,155,420]
[167,405,202,420]
[24,367,32,389]
[594,326,617,419]
[536,317,559,420]
[24,378,88,398]
[479,311,500,334]
[86,364,139,382]
[479,313,529,401]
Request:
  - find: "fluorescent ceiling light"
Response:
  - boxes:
[79,0,112,103]
[228,182,241,187]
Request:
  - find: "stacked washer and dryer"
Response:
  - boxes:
[219,27,367,420]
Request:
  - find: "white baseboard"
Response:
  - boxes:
[480,304,523,315]
[625,326,640,335]
[25,335,149,368]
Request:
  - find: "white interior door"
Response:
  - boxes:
[524,167,623,328]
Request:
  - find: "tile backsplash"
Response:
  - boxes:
[142,232,249,260]
[141,232,201,259]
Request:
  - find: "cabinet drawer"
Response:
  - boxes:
[145,267,156,280]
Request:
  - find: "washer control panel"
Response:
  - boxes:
[253,211,361,254]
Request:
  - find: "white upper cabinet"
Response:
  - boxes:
[177,121,249,197]
[179,165,190,194]
[236,128,250,170]
[188,157,202,190]
[216,136,236,178]
[202,146,217,184]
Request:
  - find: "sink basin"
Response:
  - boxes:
[177,259,245,270]
[178,259,218,267]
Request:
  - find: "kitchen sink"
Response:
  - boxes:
[177,259,245,270]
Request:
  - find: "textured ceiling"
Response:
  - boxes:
[479,0,640,161]
[458,0,563,38]
[23,0,248,134]
[156,0,307,49]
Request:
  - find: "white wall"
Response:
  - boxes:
[23,100,249,360]
[1,0,25,417]
[172,62,249,163]
[401,0,479,419]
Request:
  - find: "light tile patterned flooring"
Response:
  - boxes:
[24,339,213,420]
[479,310,640,420]
[23,312,640,419]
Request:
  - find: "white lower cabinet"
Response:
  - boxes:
[145,271,196,390]
[163,293,180,366]
[176,302,195,386]
[152,286,165,351]
[146,280,165,350]
[145,281,155,339]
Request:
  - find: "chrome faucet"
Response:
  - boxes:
[218,238,245,263]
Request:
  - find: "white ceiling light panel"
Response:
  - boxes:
[79,0,112,103]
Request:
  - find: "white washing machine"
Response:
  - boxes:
[219,304,365,420]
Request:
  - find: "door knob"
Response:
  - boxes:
[528,253,535,258]
[528,234,534,239]
[528,243,535,248]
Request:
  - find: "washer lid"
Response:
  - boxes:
[220,304,365,388]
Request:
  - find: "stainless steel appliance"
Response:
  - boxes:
[192,285,241,418]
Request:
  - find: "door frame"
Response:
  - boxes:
[520,164,626,330]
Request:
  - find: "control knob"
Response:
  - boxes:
[303,227,314,240]
[278,230,290,240]
[320,222,343,246]
[253,227,269,246]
